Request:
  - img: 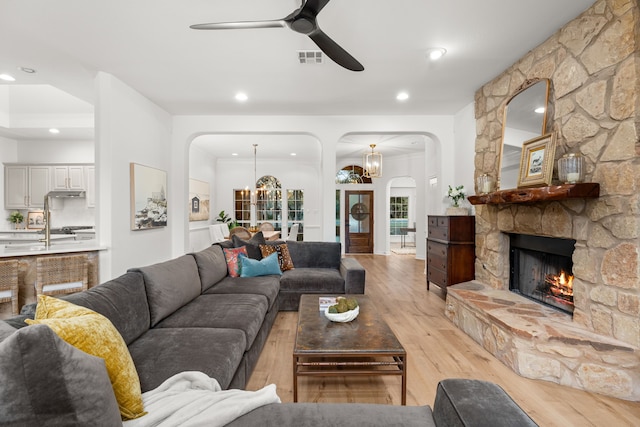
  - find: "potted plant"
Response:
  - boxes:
[7,211,24,229]
[445,185,468,215]
[215,210,238,229]
[215,210,231,224]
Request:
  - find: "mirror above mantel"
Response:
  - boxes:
[498,78,551,190]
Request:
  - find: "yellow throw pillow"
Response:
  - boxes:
[26,295,146,420]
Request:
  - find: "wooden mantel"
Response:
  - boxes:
[468,183,600,205]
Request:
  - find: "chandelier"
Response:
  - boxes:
[363,144,382,178]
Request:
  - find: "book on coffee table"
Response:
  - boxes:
[318,296,337,311]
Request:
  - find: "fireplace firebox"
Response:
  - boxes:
[509,233,576,315]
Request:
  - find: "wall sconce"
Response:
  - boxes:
[363,144,382,178]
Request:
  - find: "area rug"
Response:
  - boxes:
[391,247,416,255]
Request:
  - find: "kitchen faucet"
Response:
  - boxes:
[40,194,51,247]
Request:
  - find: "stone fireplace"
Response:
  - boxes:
[445,0,640,401]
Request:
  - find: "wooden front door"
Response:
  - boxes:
[345,191,374,253]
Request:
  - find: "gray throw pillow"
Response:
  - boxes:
[232,231,266,260]
[0,324,122,425]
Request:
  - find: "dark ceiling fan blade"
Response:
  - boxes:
[299,0,331,16]
[308,29,364,72]
[190,20,286,30]
[190,0,364,71]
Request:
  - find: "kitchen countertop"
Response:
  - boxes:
[0,239,106,258]
[0,234,76,243]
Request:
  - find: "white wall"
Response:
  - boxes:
[95,72,173,280]
[187,144,217,252]
[16,140,94,163]
[88,77,474,278]
[172,116,456,258]
[0,135,18,225]
[453,101,477,214]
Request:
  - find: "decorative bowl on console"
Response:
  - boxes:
[324,305,359,322]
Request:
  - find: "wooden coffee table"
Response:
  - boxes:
[293,294,407,405]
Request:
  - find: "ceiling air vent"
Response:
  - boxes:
[298,50,323,64]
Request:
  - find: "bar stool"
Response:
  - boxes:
[0,260,20,315]
[36,254,89,296]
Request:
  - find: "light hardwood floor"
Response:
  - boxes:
[246,253,640,426]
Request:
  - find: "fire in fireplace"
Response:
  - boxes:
[509,234,576,314]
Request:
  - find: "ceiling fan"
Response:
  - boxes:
[190,0,364,72]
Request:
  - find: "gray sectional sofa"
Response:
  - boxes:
[0,238,537,426]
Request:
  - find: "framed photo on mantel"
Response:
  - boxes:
[517,132,556,188]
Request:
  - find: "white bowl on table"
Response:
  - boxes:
[324,305,359,322]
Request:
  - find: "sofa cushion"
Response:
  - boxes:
[280,268,345,293]
[240,253,282,277]
[203,276,280,310]
[190,245,229,292]
[259,243,295,271]
[0,324,122,426]
[224,246,248,277]
[232,231,266,259]
[25,296,145,420]
[129,255,202,327]
[226,403,435,427]
[62,271,150,345]
[0,319,16,341]
[155,294,269,349]
[129,327,246,391]
[287,241,341,269]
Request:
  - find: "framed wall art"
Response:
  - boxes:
[517,133,556,188]
[188,178,210,222]
[27,210,45,230]
[130,163,168,230]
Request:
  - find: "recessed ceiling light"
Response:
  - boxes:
[49,128,60,134]
[19,67,36,74]
[290,153,297,156]
[232,153,238,156]
[0,74,16,82]
[235,92,248,102]
[534,107,545,114]
[426,48,447,61]
[396,92,409,101]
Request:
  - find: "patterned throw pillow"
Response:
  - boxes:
[259,243,295,271]
[25,295,146,420]
[223,246,248,277]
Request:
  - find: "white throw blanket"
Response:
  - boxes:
[123,371,281,427]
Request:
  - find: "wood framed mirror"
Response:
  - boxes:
[498,78,551,190]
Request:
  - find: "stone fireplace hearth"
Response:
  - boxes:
[449,0,640,401]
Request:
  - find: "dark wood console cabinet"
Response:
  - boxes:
[426,215,475,292]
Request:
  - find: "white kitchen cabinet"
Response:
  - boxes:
[4,165,51,209]
[52,165,85,191]
[85,166,95,208]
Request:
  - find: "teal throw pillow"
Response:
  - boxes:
[239,253,282,277]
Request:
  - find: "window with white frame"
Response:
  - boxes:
[390,196,409,235]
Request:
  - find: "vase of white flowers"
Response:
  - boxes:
[445,185,468,215]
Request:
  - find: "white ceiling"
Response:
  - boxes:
[0,0,595,158]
